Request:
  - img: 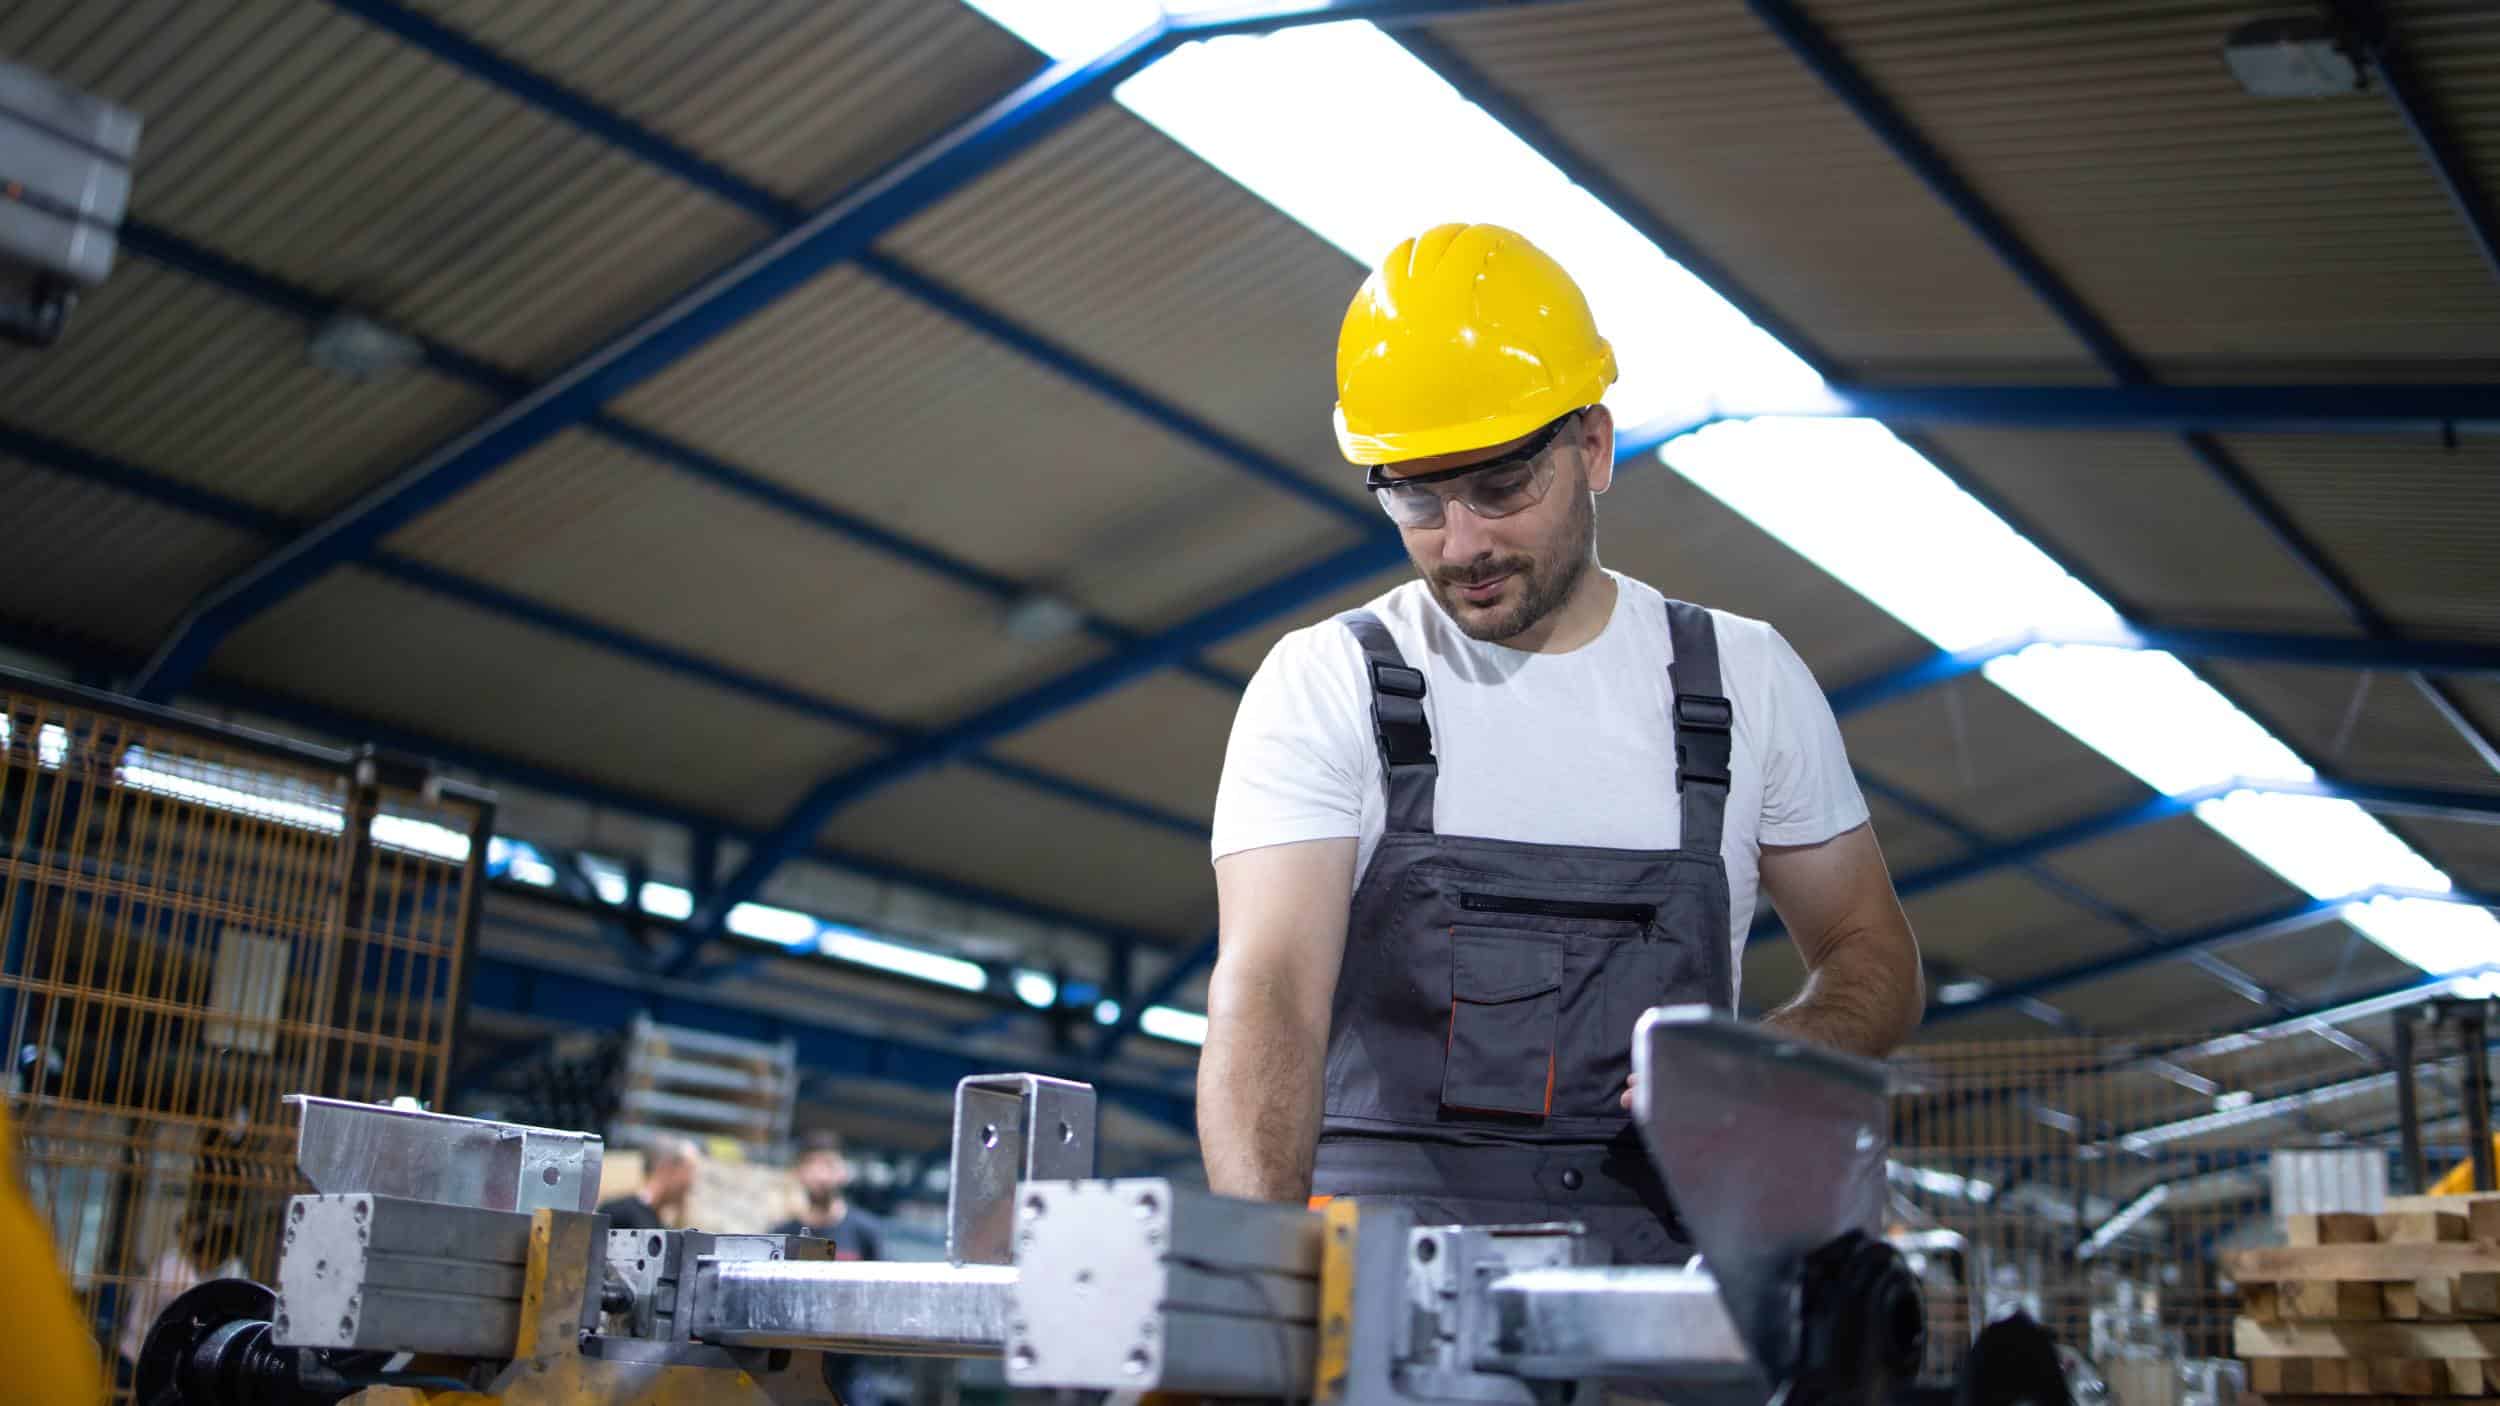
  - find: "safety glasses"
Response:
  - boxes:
[1362,413,1577,529]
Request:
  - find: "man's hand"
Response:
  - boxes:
[1199,838,1358,1202]
[1756,822,1923,1056]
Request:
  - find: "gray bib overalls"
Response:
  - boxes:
[1310,598,1737,1265]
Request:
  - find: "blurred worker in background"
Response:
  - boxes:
[772,1129,884,1261]
[774,1130,890,1406]
[114,1202,238,1391]
[1200,223,1923,1265]
[598,1134,700,1232]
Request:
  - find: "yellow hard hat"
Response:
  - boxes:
[1332,223,1617,466]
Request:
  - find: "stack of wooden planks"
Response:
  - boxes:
[2227,1194,2500,1402]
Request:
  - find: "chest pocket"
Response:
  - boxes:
[1442,928,1562,1116]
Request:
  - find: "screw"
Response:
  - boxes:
[351,1201,368,1221]
[1124,1348,1152,1376]
[1134,1191,1159,1218]
[338,1315,355,1336]
[1025,1194,1046,1218]
[290,1203,305,1222]
[1010,1344,1036,1370]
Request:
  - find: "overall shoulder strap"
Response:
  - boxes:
[1337,609,1437,835]
[1665,599,1733,857]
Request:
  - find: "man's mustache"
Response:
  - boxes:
[1435,558,1530,587]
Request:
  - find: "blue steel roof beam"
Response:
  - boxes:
[1825,628,2500,720]
[125,4,1283,700]
[0,422,1213,844]
[1092,927,1220,1062]
[117,220,1250,697]
[1723,382,2500,436]
[0,610,1186,961]
[2337,0,2500,286]
[693,532,1409,935]
[1740,0,2500,780]
[1854,772,2293,1016]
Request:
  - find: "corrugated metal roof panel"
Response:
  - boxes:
[2222,433,2500,642]
[410,0,1043,207]
[989,672,1236,831]
[1902,868,2137,982]
[612,264,1366,633]
[1919,428,2357,628]
[0,261,495,516]
[214,568,879,828]
[2207,661,2500,792]
[0,453,264,649]
[821,763,1214,939]
[1810,0,2500,370]
[382,428,1103,725]
[1845,674,2146,838]
[2039,811,2305,937]
[1423,0,2094,374]
[7,1,772,376]
[880,103,1360,497]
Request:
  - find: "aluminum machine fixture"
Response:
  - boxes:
[137,1008,1928,1405]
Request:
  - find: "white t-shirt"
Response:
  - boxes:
[1210,571,1869,1002]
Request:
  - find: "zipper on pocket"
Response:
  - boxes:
[1459,891,1655,924]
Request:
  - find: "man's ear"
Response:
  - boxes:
[1580,405,1616,495]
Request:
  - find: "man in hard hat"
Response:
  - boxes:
[1199,224,1924,1262]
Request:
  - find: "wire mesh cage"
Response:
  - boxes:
[1887,1017,2479,1398]
[0,669,493,1400]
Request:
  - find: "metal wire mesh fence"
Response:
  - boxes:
[1886,1017,2474,1396]
[0,670,492,1400]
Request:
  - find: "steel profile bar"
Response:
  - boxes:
[143,0,1493,700]
[1741,0,2500,778]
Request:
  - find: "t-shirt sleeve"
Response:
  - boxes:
[1210,623,1374,863]
[1751,620,1871,847]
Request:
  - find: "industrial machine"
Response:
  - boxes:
[138,1007,1932,1405]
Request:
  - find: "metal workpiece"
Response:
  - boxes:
[1632,1006,1890,1386]
[274,1193,537,1357]
[1399,1222,1608,1406]
[1007,1177,1322,1397]
[609,1228,838,1343]
[688,1258,1018,1354]
[1477,1266,1751,1383]
[287,1093,604,1214]
[946,1073,1096,1265]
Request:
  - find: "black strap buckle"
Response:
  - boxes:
[1674,693,1733,733]
[1370,662,1434,769]
[1676,745,1732,790]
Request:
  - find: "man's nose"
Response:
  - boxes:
[1438,498,1494,560]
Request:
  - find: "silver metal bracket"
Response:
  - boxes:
[286,1093,603,1214]
[944,1072,1095,1265]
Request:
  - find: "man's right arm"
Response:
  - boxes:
[1198,836,1357,1203]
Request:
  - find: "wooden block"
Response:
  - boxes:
[2388,1192,2500,1215]
[2390,1282,2426,1320]
[2236,1316,2500,1358]
[2295,1213,2388,1247]
[2450,1358,2491,1395]
[2372,1358,2444,1393]
[2292,1280,2389,1320]
[2247,1282,2282,1319]
[2385,1213,2475,1245]
[2230,1244,2500,1285]
[2478,1202,2500,1248]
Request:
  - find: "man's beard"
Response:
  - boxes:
[1422,481,1597,643]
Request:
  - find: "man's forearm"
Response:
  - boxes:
[1760,925,1923,1057]
[1197,982,1327,1202]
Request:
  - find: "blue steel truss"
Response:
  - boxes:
[60,1,2500,1012]
[130,0,1561,700]
[1738,0,2500,779]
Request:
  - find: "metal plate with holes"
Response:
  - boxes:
[944,1073,1094,1265]
[274,1194,534,1357]
[1008,1178,1319,1397]
[1632,1005,1889,1385]
[287,1094,602,1214]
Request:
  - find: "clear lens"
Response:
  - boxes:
[1373,457,1558,528]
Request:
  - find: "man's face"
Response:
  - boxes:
[798,1149,848,1200]
[656,1154,699,1207]
[1377,409,1611,644]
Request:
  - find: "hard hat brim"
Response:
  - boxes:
[1333,359,1614,468]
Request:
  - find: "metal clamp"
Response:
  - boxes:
[944,1073,1095,1266]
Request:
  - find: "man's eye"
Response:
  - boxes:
[1475,471,1533,498]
